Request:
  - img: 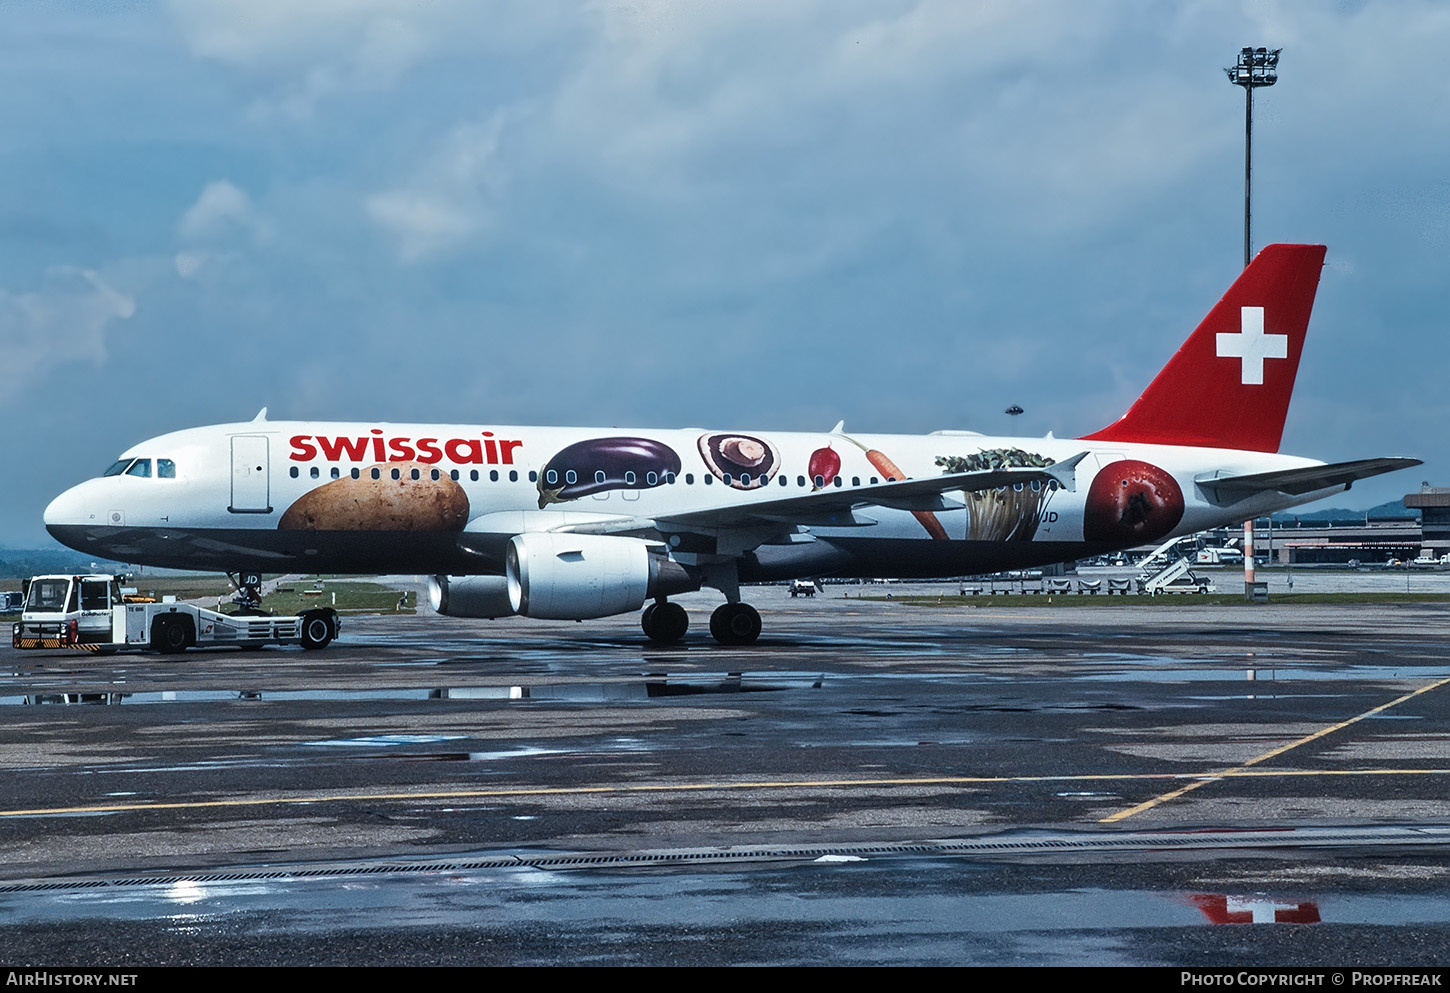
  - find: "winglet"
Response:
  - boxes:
[1046,451,1088,493]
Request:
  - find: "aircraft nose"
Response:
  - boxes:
[44,483,91,531]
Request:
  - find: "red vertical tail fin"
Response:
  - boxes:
[1081,244,1327,453]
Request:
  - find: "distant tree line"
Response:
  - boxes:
[0,548,128,580]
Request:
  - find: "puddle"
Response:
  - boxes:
[2,673,820,706]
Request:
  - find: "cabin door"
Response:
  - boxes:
[229,435,272,514]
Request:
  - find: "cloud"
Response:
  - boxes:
[165,0,552,117]
[366,119,505,261]
[178,179,263,240]
[174,180,270,278]
[0,268,136,403]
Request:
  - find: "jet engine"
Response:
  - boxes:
[429,574,515,619]
[506,533,698,620]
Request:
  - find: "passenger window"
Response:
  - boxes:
[624,471,636,485]
[528,471,537,482]
[125,459,151,478]
[546,470,558,485]
[646,472,657,486]
[490,470,499,482]
[310,466,320,479]
[852,477,860,486]
[370,468,381,480]
[685,474,694,485]
[352,468,361,480]
[290,467,299,478]
[450,470,459,481]
[595,470,606,484]
[470,470,479,481]
[813,475,824,488]
[157,459,176,478]
[565,470,577,485]
[431,469,440,480]
[392,468,402,480]
[797,476,806,487]
[410,468,420,480]
[509,470,518,482]
[331,467,340,479]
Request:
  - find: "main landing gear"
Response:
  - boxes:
[641,600,689,644]
[709,602,760,645]
[640,600,761,645]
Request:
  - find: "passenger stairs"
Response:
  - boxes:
[1135,535,1215,595]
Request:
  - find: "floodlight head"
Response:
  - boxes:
[1226,46,1282,89]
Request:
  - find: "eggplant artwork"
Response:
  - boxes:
[537,437,683,508]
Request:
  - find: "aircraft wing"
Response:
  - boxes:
[1195,457,1422,499]
[562,452,1087,536]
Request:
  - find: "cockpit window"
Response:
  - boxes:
[103,460,132,477]
[158,459,175,478]
[125,459,152,478]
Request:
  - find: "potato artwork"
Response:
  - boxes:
[1082,459,1184,544]
[935,448,1059,542]
[536,437,683,508]
[279,462,470,531]
[698,433,779,490]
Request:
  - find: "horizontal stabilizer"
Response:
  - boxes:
[1196,457,1422,499]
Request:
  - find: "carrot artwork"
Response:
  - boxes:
[835,434,950,541]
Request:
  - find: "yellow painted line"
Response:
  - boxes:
[1100,675,1450,823]
[5,766,1450,820]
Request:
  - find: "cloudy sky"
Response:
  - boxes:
[4,0,1448,545]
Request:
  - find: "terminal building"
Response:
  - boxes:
[1202,485,1444,567]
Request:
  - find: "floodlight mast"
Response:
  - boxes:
[1225,47,1280,600]
[1226,47,1281,269]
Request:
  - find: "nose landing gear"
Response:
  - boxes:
[229,571,267,615]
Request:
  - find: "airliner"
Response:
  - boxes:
[43,244,1418,644]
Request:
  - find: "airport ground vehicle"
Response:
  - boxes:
[12,574,338,653]
[41,245,1420,644]
[789,579,818,597]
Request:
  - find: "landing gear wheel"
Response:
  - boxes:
[709,602,761,645]
[299,610,334,650]
[642,601,689,644]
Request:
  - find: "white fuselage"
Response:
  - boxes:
[44,418,1335,580]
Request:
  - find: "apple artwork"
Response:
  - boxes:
[1082,460,1184,544]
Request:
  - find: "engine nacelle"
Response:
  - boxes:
[507,533,697,620]
[429,575,515,619]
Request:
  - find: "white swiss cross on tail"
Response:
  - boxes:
[1215,306,1288,386]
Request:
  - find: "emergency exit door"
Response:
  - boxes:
[230,435,272,513]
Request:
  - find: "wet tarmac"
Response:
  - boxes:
[2,585,1450,965]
